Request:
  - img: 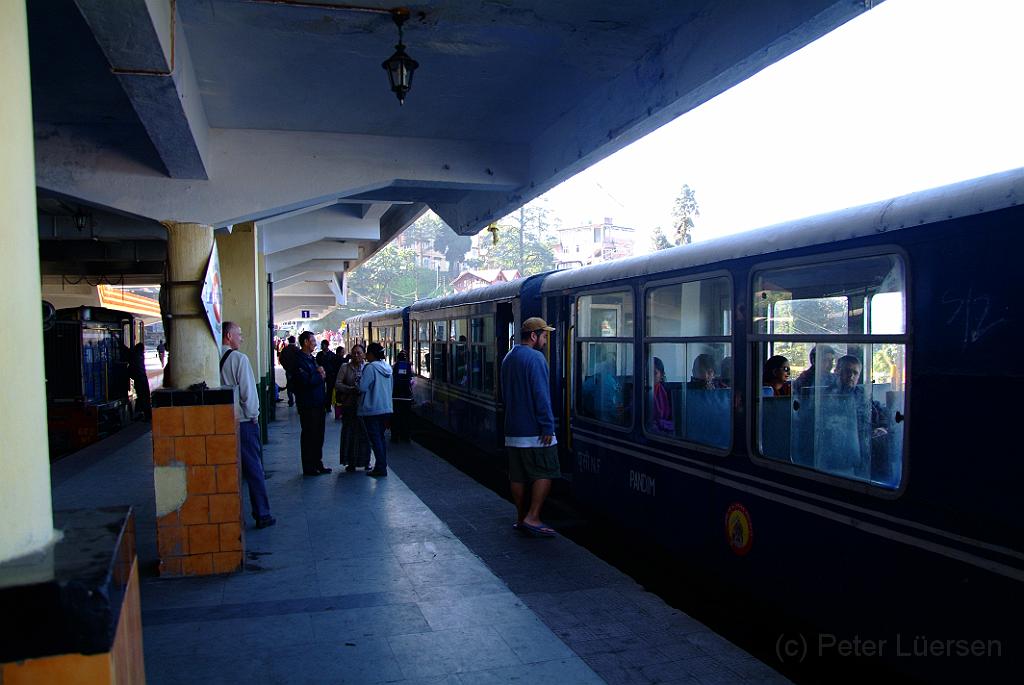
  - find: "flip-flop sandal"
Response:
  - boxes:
[520,522,556,537]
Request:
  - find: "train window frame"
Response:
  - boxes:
[640,271,734,455]
[468,315,496,395]
[745,245,911,499]
[573,286,637,433]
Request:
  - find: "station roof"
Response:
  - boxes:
[28,0,874,322]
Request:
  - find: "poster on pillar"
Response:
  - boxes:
[200,243,223,344]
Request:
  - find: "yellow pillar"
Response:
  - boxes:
[216,222,261,365]
[257,247,270,379]
[0,0,57,563]
[162,222,220,389]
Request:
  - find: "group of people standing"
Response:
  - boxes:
[277,332,414,479]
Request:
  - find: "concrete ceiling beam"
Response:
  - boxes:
[35,127,525,227]
[261,204,383,255]
[266,241,361,273]
[73,0,209,179]
[271,260,349,282]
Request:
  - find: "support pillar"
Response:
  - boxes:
[0,0,56,564]
[162,221,220,391]
[152,222,242,577]
[217,222,268,441]
[256,245,272,441]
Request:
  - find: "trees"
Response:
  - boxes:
[650,226,673,251]
[471,200,558,275]
[671,184,700,246]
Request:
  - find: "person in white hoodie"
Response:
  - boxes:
[358,342,394,477]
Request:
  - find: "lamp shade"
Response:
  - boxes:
[382,44,418,105]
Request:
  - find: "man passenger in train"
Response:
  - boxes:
[833,355,889,438]
[501,317,559,537]
[688,354,728,390]
[792,344,838,395]
[832,354,893,482]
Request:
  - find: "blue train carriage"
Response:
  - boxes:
[540,168,1024,676]
[43,304,145,456]
[407,277,546,460]
[344,308,408,364]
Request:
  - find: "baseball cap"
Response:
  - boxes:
[522,317,555,333]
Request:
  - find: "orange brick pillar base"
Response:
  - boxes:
[151,388,244,576]
[0,508,145,683]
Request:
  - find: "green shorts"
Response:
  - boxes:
[507,445,561,482]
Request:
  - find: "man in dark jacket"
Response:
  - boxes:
[293,331,332,476]
[316,339,338,411]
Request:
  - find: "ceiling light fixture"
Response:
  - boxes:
[382,8,418,105]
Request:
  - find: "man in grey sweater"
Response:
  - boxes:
[220,321,275,528]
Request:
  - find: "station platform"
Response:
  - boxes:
[50,407,791,685]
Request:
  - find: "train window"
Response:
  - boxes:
[452,319,469,387]
[644,277,732,450]
[469,317,495,393]
[753,254,907,489]
[414,320,430,378]
[576,291,635,428]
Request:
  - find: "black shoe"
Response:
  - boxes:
[316,466,333,475]
[345,465,355,473]
[366,469,388,478]
[255,516,277,529]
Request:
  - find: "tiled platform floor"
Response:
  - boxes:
[50,403,790,685]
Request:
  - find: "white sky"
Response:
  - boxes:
[538,0,1024,254]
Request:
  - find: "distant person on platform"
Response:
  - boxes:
[129,342,151,420]
[332,344,349,420]
[156,339,167,368]
[278,335,299,407]
[501,317,559,537]
[391,350,414,442]
[358,342,394,477]
[316,339,338,412]
[293,331,332,476]
[220,321,275,528]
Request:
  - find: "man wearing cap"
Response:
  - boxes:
[500,317,559,537]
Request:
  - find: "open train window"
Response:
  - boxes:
[414,319,430,378]
[752,253,907,490]
[575,290,634,428]
[643,275,732,450]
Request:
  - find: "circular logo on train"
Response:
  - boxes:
[725,503,753,556]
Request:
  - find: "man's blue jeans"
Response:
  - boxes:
[239,421,272,520]
[362,414,390,472]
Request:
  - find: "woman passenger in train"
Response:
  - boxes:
[687,354,728,390]
[651,357,674,433]
[762,355,792,396]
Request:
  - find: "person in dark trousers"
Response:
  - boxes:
[500,317,559,537]
[359,342,393,477]
[129,342,151,420]
[316,339,339,412]
[391,350,414,442]
[156,339,166,368]
[278,336,299,406]
[220,321,275,528]
[293,331,332,476]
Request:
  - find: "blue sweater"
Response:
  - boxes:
[357,360,394,416]
[500,345,555,438]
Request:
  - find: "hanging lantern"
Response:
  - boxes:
[382,9,418,105]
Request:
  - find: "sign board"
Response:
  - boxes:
[301,310,311,319]
[200,242,223,343]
